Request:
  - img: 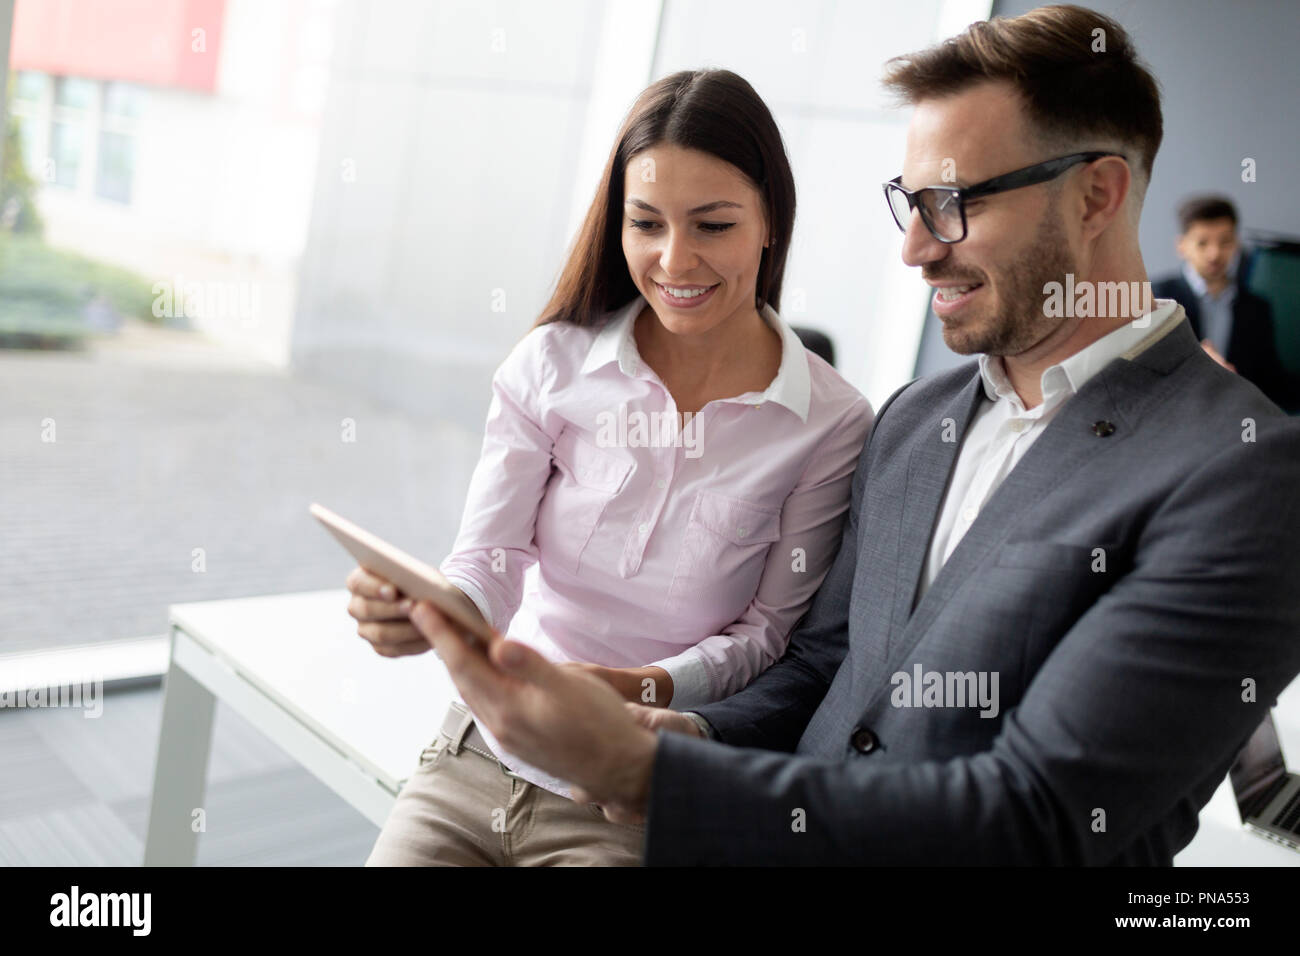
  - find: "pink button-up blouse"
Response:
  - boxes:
[440,295,872,792]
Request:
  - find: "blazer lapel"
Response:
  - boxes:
[876,310,1198,680]
[889,372,985,638]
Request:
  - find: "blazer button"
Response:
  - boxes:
[850,727,878,754]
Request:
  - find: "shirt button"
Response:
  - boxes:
[638,523,648,534]
[850,727,878,754]
[737,527,748,538]
[1009,420,1025,433]
[962,507,978,523]
[656,479,666,489]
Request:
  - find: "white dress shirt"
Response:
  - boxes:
[917,298,1182,602]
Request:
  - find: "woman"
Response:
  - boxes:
[351,69,873,865]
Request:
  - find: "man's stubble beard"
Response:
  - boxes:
[942,208,1076,358]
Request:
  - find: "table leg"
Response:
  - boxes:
[143,635,216,866]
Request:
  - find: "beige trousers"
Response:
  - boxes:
[364,707,645,866]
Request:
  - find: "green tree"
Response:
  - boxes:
[2,87,45,236]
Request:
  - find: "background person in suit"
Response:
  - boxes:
[405,4,1300,865]
[1151,195,1295,409]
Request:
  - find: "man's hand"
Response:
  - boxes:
[1201,339,1237,372]
[408,601,659,820]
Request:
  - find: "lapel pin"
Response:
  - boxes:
[1091,420,1116,437]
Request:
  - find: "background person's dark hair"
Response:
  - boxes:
[880,4,1163,188]
[536,69,797,328]
[1177,195,1239,234]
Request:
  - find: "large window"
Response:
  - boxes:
[11,69,50,177]
[17,74,145,202]
[96,82,145,203]
[50,75,95,189]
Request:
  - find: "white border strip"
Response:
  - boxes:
[0,636,169,696]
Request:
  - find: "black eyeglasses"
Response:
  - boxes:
[883,151,1124,244]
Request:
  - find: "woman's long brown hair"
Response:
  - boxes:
[535,69,796,328]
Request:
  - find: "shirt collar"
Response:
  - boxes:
[581,295,812,422]
[977,297,1181,407]
[580,297,642,377]
[1181,257,1238,300]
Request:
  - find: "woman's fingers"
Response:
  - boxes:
[624,701,698,736]
[346,591,410,623]
[345,565,399,601]
[345,566,411,622]
[344,566,429,657]
[369,637,432,658]
[356,618,427,656]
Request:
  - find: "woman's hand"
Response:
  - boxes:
[409,600,658,819]
[622,701,707,738]
[558,663,675,707]
[345,566,429,658]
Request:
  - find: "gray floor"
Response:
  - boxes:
[0,325,483,654]
[0,681,381,865]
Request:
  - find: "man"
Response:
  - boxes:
[1151,196,1295,410]
[368,5,1300,864]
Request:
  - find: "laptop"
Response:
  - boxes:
[1229,711,1300,851]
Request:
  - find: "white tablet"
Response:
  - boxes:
[310,502,498,648]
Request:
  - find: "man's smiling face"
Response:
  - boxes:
[899,80,1079,358]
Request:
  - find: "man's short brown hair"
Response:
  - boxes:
[882,4,1163,184]
[1177,195,1238,233]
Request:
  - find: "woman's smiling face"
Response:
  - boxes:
[622,144,769,336]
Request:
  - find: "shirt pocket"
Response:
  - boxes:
[667,491,783,620]
[544,427,634,574]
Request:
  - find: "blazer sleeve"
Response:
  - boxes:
[686,381,913,750]
[644,418,1300,865]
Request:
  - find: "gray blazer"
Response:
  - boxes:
[645,310,1300,865]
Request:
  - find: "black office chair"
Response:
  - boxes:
[791,325,836,368]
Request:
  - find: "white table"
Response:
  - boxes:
[143,589,1300,866]
[144,589,457,866]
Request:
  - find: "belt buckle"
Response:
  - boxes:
[439,700,475,756]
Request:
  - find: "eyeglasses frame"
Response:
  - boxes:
[883,151,1126,244]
